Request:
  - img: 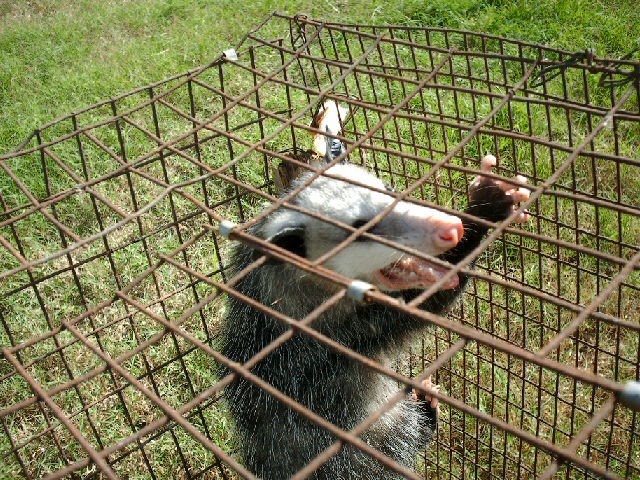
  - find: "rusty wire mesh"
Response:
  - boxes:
[1,12,640,480]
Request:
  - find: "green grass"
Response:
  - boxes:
[2,0,639,153]
[1,1,640,479]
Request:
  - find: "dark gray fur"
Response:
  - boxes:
[220,167,518,479]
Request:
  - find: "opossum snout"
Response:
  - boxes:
[431,214,463,250]
[388,202,463,254]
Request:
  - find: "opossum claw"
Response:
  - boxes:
[469,154,532,224]
[412,375,441,414]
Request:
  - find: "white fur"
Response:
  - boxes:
[312,100,349,156]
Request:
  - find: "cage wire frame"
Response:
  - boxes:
[1,12,639,480]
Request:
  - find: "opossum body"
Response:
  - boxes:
[221,159,529,479]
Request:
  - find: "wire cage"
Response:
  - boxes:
[1,12,639,480]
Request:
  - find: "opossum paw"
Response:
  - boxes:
[469,154,531,223]
[412,375,440,415]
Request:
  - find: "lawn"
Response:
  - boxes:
[1,1,639,479]
[2,0,639,154]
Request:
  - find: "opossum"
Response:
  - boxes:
[273,100,349,191]
[221,125,530,479]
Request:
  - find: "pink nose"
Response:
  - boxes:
[433,215,463,250]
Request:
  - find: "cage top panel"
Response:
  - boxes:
[1,13,639,480]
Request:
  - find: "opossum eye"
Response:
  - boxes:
[351,219,372,241]
[262,226,306,261]
[352,219,369,229]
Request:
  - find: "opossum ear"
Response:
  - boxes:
[257,226,306,262]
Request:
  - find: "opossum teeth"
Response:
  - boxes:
[374,256,459,291]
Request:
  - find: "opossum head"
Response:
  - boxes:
[258,164,463,292]
[311,100,349,157]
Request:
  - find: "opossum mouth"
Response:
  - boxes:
[374,257,459,291]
